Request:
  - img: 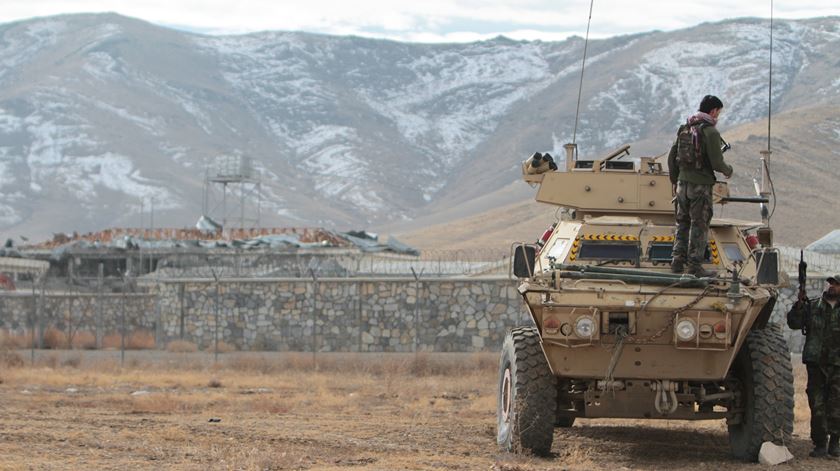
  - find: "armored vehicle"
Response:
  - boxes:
[499,144,793,461]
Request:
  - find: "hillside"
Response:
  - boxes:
[396,103,840,250]
[0,14,837,246]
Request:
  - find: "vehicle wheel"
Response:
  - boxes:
[727,323,794,461]
[497,326,557,455]
[555,416,575,428]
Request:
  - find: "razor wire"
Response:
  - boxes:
[141,248,511,279]
[776,246,840,276]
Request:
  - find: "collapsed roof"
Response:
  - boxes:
[25,227,419,259]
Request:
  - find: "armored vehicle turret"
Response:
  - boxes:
[497,144,792,461]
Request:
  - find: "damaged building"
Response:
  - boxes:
[18,227,421,286]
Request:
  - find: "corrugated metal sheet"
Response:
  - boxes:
[0,256,49,274]
[806,230,840,254]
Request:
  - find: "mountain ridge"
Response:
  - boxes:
[0,13,837,246]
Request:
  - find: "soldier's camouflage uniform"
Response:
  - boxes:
[667,122,733,271]
[673,182,713,267]
[788,295,840,446]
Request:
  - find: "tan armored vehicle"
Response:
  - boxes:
[498,145,793,461]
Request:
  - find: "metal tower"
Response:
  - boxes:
[202,155,262,230]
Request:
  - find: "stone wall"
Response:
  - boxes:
[0,292,157,346]
[0,273,831,353]
[156,277,528,352]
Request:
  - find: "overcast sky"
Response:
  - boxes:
[2,1,839,42]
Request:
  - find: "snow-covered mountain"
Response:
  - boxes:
[0,13,838,240]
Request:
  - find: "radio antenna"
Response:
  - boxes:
[756,0,777,244]
[571,0,595,147]
[767,0,774,152]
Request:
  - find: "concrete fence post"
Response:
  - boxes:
[36,280,45,349]
[96,263,103,349]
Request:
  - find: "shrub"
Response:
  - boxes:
[0,351,24,368]
[208,340,237,354]
[166,340,198,353]
[0,331,31,349]
[102,330,156,350]
[42,327,67,349]
[101,333,123,350]
[126,330,156,350]
[71,331,97,350]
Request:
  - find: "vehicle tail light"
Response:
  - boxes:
[544,317,560,334]
[714,321,727,339]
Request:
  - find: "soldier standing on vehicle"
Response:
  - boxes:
[667,95,733,277]
[788,275,840,458]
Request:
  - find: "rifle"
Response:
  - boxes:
[799,250,811,335]
[720,136,731,154]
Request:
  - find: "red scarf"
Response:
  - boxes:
[686,112,716,154]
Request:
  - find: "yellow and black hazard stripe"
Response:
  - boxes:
[651,235,675,242]
[569,237,580,260]
[709,239,720,264]
[581,234,638,241]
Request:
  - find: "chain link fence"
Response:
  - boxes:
[0,270,155,364]
[145,248,509,279]
[776,246,840,275]
[0,250,525,364]
[3,246,839,362]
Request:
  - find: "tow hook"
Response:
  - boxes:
[652,380,678,415]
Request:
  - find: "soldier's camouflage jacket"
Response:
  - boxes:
[787,296,840,366]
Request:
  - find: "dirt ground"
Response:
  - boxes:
[0,350,835,470]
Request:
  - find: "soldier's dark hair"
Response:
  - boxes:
[698,95,724,113]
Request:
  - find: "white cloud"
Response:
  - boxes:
[1,0,838,42]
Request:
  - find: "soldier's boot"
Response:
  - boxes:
[829,436,840,458]
[670,258,684,274]
[810,439,828,458]
[687,265,717,278]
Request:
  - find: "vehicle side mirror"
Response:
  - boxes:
[513,245,537,278]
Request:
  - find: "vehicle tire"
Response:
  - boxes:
[727,323,794,461]
[497,326,557,455]
[555,416,575,428]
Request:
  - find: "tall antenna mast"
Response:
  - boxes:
[565,0,595,170]
[756,0,776,246]
[767,0,773,152]
[572,0,595,146]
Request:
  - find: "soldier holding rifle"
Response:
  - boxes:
[787,254,840,458]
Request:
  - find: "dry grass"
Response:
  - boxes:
[0,353,828,470]
[0,349,24,368]
[166,339,198,353]
[100,330,156,350]
[0,330,32,349]
[101,332,123,349]
[207,340,237,353]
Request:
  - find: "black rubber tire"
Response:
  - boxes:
[727,323,794,461]
[497,326,557,455]
[555,415,576,428]
[554,417,575,428]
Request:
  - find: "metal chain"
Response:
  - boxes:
[626,287,711,344]
[603,326,628,389]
